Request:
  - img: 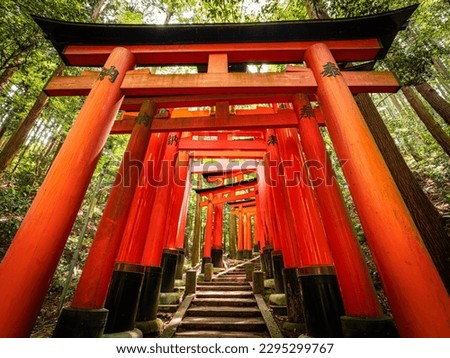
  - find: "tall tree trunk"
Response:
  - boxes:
[415,82,450,125]
[191,175,202,266]
[0,91,49,176]
[356,93,450,292]
[304,0,450,292]
[228,213,237,259]
[0,0,108,177]
[402,86,450,157]
[0,65,65,177]
[91,0,108,22]
[0,66,18,93]
[0,124,7,145]
[433,58,450,80]
[305,0,330,19]
[183,198,192,259]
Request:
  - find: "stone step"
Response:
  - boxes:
[158,304,178,313]
[270,305,288,316]
[193,297,257,307]
[196,284,252,291]
[187,306,262,317]
[174,330,269,338]
[179,316,267,331]
[196,291,254,299]
[213,277,247,282]
[197,281,249,286]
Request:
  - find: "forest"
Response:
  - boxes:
[0,0,449,337]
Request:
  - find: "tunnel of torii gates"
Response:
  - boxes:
[0,4,448,339]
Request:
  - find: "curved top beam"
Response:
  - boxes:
[32,5,417,66]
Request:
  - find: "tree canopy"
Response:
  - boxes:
[0,0,448,337]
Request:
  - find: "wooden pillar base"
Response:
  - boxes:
[104,263,144,334]
[341,316,398,338]
[136,266,162,323]
[160,249,178,293]
[253,271,265,294]
[272,251,285,293]
[243,250,253,260]
[135,318,164,337]
[175,249,185,280]
[204,263,213,282]
[236,250,244,260]
[201,257,212,273]
[298,266,345,338]
[283,268,305,324]
[211,248,224,268]
[262,247,274,279]
[245,262,255,281]
[184,270,197,296]
[52,307,108,338]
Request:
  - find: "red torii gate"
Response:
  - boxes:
[196,177,258,266]
[0,5,448,339]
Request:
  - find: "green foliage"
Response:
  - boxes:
[322,0,390,17]
[1,2,449,334]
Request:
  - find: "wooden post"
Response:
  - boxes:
[275,127,334,267]
[276,126,344,337]
[165,150,190,249]
[236,206,244,260]
[304,43,450,337]
[53,101,154,337]
[293,93,383,320]
[115,132,168,265]
[264,129,300,269]
[243,212,252,259]
[140,132,180,292]
[175,153,192,249]
[191,174,202,266]
[211,195,224,267]
[202,193,214,268]
[0,47,135,337]
[101,132,167,334]
[173,152,192,279]
[71,100,155,310]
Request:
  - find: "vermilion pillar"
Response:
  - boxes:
[165,149,190,249]
[293,94,388,337]
[264,129,300,269]
[102,131,168,335]
[254,193,263,252]
[276,127,334,267]
[277,126,345,336]
[261,157,285,293]
[115,132,168,264]
[305,43,450,337]
[256,164,274,279]
[0,47,135,337]
[243,212,254,259]
[53,100,155,337]
[211,195,224,267]
[265,129,303,298]
[140,132,180,293]
[133,134,181,335]
[167,150,191,280]
[202,193,214,270]
[174,160,192,249]
[236,206,244,260]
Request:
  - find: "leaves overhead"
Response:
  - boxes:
[0,2,449,331]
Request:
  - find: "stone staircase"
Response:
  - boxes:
[174,262,271,338]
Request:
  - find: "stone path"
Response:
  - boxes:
[166,259,276,338]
